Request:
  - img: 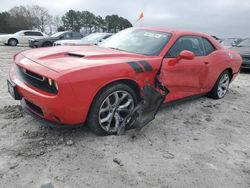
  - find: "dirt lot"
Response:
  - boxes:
[0,45,250,188]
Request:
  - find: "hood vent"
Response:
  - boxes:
[67,52,85,58]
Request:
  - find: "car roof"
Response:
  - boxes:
[20,30,42,32]
[132,27,223,51]
[133,27,212,38]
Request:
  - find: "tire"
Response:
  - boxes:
[87,83,137,136]
[42,42,52,47]
[209,70,230,99]
[8,39,18,46]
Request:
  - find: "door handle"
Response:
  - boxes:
[204,61,209,65]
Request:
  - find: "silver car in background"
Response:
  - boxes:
[230,38,250,69]
[54,32,113,46]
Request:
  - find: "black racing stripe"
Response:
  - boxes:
[127,61,144,73]
[138,60,153,72]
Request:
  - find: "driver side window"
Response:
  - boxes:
[167,36,205,57]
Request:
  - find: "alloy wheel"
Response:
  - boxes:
[98,90,134,133]
[217,73,230,98]
[9,39,17,46]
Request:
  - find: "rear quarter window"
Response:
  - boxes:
[202,38,216,55]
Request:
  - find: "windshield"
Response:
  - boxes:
[14,31,24,35]
[51,32,65,37]
[82,33,108,42]
[237,39,250,47]
[99,28,171,56]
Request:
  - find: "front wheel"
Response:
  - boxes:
[209,70,230,99]
[87,83,137,135]
[8,39,18,46]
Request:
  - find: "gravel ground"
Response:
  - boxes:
[0,45,250,188]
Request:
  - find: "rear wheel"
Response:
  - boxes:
[8,39,18,46]
[209,70,230,99]
[87,83,137,135]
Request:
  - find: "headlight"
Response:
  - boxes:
[47,78,59,92]
[54,81,59,91]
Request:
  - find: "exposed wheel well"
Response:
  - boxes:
[118,79,141,100]
[224,68,233,81]
[97,79,141,101]
[8,38,18,44]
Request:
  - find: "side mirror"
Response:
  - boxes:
[176,50,195,63]
[20,33,25,36]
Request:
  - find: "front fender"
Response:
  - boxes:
[64,62,158,122]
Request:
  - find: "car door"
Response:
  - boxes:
[72,32,82,39]
[31,32,45,40]
[159,36,209,102]
[17,31,28,44]
[20,32,37,44]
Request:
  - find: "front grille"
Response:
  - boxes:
[22,68,45,81]
[15,64,58,94]
[25,99,43,116]
[242,55,250,62]
[242,63,250,68]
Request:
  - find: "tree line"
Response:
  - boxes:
[0,5,133,34]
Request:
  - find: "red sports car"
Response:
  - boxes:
[8,27,242,135]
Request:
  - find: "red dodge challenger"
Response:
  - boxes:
[8,27,242,135]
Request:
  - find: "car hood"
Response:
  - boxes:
[20,45,145,73]
[230,46,250,56]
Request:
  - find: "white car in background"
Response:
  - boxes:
[0,30,47,46]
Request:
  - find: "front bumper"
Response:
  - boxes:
[241,55,250,69]
[21,99,82,128]
[8,56,87,126]
[29,40,42,48]
[29,40,38,48]
[53,43,61,46]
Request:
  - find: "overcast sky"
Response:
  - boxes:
[1,0,250,38]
